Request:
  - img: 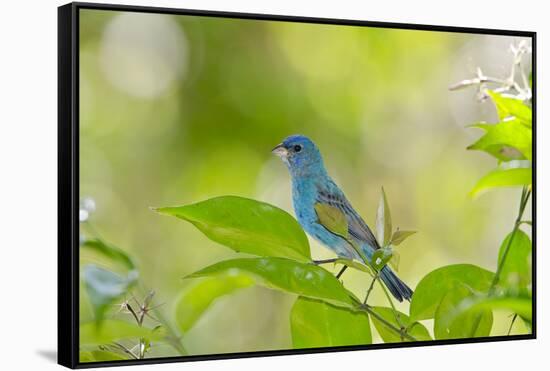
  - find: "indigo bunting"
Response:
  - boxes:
[272,134,413,302]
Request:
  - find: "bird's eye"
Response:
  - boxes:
[294,145,302,153]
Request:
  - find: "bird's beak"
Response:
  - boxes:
[271,143,288,158]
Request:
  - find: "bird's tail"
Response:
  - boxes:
[379,266,413,302]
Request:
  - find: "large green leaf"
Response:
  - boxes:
[80,320,165,345]
[497,230,532,288]
[154,196,311,262]
[83,265,137,322]
[370,307,431,343]
[470,168,532,198]
[488,91,532,128]
[468,120,532,161]
[376,188,392,246]
[175,274,255,333]
[439,291,532,337]
[81,238,136,271]
[186,257,358,307]
[290,297,371,348]
[410,264,494,322]
[453,293,532,322]
[434,285,493,340]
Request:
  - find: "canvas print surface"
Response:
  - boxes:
[77,8,533,364]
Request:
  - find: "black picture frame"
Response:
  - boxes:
[58,2,537,368]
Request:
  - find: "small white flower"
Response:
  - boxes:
[81,196,96,213]
[79,209,89,222]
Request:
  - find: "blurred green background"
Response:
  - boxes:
[78,9,531,356]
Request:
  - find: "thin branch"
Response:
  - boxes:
[376,277,407,337]
[137,285,188,356]
[507,314,518,336]
[449,41,532,101]
[470,187,531,335]
[313,258,339,265]
[357,303,417,342]
[340,238,407,332]
[125,303,141,325]
[489,187,531,293]
[363,273,378,304]
[336,265,348,279]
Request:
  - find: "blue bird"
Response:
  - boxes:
[272,134,413,302]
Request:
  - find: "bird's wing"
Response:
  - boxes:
[316,187,380,250]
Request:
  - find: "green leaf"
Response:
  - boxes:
[522,316,532,332]
[376,188,392,246]
[488,91,532,128]
[461,294,532,322]
[467,120,532,161]
[314,203,349,238]
[498,230,532,288]
[83,265,137,322]
[290,297,371,348]
[410,264,494,322]
[80,320,165,345]
[390,230,417,246]
[370,307,431,343]
[175,274,255,333]
[82,350,127,362]
[91,350,127,361]
[79,351,95,363]
[186,257,358,307]
[372,247,393,271]
[470,168,532,198]
[154,196,311,262]
[434,285,493,340]
[389,250,400,272]
[81,238,136,271]
[333,258,374,276]
[439,292,532,336]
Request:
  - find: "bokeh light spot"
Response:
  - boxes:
[100,12,188,98]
